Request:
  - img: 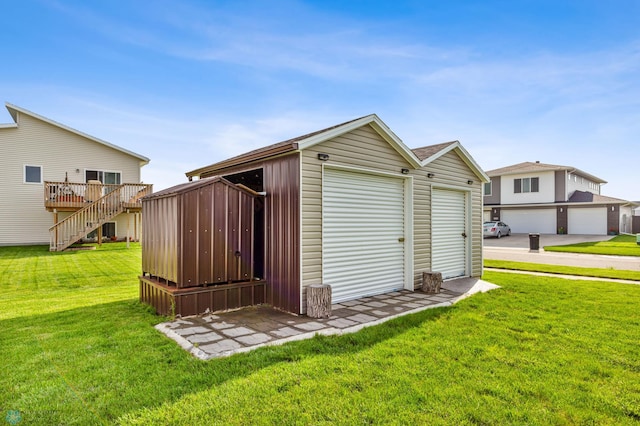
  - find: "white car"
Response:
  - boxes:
[483,221,511,238]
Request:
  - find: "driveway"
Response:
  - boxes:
[482,233,611,249]
[483,234,640,271]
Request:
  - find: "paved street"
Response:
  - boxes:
[483,233,640,271]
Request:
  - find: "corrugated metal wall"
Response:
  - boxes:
[201,154,301,314]
[142,178,256,289]
[142,195,178,282]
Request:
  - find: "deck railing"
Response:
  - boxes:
[48,183,153,251]
[44,181,152,209]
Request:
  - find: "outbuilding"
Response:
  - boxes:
[140,114,488,316]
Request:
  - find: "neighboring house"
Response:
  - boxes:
[140,114,489,316]
[484,161,637,235]
[0,102,152,249]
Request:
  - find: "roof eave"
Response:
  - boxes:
[296,114,422,168]
[185,143,298,178]
[421,141,490,183]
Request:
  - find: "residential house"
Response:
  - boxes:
[0,102,152,249]
[140,114,489,316]
[484,161,636,235]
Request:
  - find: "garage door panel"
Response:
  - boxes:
[323,168,406,303]
[568,208,607,235]
[432,189,467,279]
[501,209,556,234]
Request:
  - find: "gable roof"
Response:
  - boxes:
[486,161,606,184]
[3,102,150,165]
[186,114,489,182]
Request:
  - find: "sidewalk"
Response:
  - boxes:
[156,277,499,360]
[484,267,640,285]
[484,247,640,271]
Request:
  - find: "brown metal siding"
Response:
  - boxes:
[200,154,302,314]
[264,154,301,313]
[180,188,199,287]
[142,195,178,283]
[142,177,256,289]
[140,276,267,317]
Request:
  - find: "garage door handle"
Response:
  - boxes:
[461,232,467,238]
[398,237,405,243]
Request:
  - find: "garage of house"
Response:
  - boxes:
[140,114,488,316]
[567,207,607,235]
[501,209,557,234]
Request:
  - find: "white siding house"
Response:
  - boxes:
[484,161,636,235]
[0,102,151,247]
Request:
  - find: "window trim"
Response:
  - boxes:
[514,177,539,194]
[84,169,122,185]
[483,181,492,196]
[24,164,43,184]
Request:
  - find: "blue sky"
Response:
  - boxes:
[1,0,639,199]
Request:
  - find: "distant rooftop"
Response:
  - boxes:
[486,161,606,184]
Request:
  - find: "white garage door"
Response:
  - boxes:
[501,209,556,234]
[323,168,406,303]
[568,207,607,235]
[432,189,467,280]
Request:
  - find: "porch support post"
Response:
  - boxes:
[53,209,58,249]
[127,209,131,248]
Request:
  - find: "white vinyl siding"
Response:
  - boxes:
[322,168,406,302]
[299,126,484,312]
[432,188,467,279]
[501,209,556,234]
[412,150,483,287]
[0,111,144,245]
[300,125,412,312]
[568,207,607,235]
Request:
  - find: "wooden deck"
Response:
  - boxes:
[44,181,152,212]
[46,182,153,251]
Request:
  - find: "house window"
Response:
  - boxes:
[85,170,121,184]
[24,165,42,184]
[484,182,492,196]
[514,177,539,193]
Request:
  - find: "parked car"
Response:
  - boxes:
[483,221,511,238]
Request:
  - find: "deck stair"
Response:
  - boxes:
[49,184,150,251]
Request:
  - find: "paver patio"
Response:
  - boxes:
[156,277,498,360]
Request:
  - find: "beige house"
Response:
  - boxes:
[140,114,488,316]
[0,102,152,249]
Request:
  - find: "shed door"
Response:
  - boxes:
[432,188,467,279]
[323,168,406,303]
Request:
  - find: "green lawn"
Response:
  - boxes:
[1,244,639,425]
[544,234,640,256]
[485,259,640,281]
